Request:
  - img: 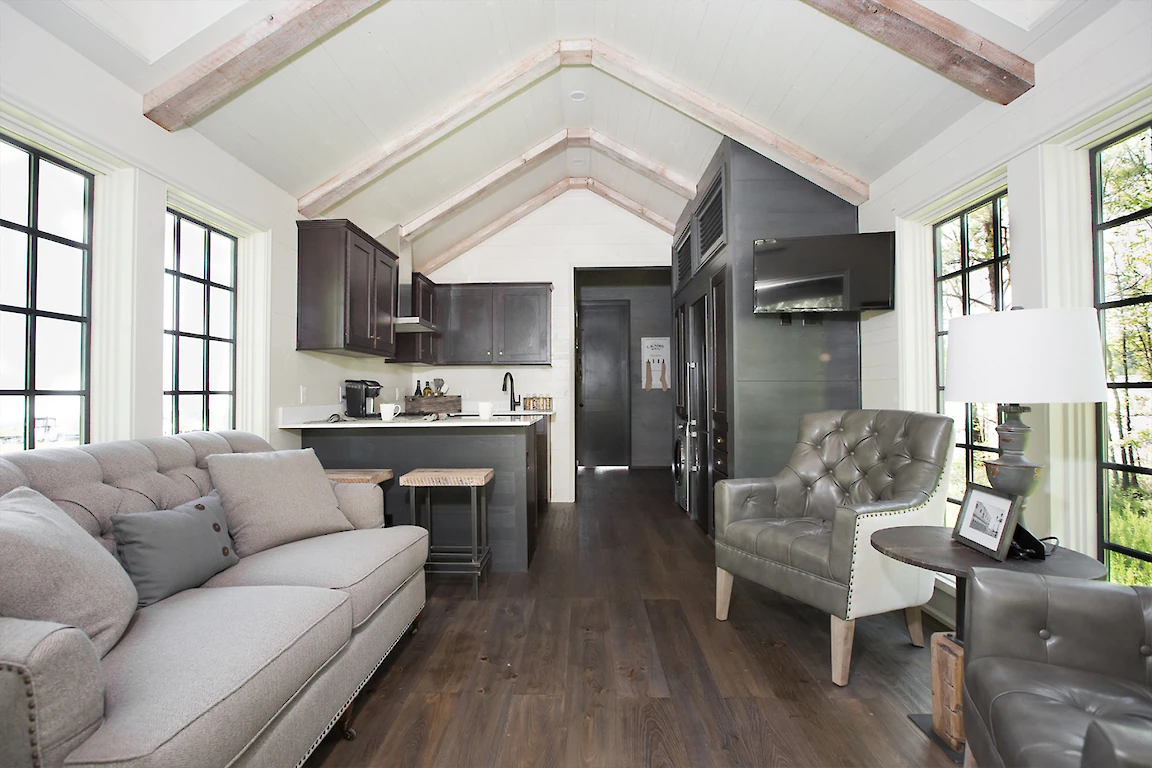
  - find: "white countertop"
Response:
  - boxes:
[279,414,544,430]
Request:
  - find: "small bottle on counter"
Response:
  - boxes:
[413,381,422,398]
[422,382,433,397]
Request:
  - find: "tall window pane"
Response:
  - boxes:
[0,134,91,451]
[1093,121,1152,586]
[934,191,1011,526]
[164,209,236,434]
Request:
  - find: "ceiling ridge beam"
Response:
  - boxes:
[800,0,1034,105]
[584,40,869,205]
[569,128,696,199]
[401,129,568,239]
[570,177,676,234]
[299,41,564,217]
[145,0,382,131]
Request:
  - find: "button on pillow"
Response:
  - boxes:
[207,448,352,557]
[111,490,239,608]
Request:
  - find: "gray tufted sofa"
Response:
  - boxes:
[0,431,428,768]
[714,409,953,685]
[963,568,1152,768]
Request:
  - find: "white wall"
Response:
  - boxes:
[0,3,411,450]
[423,190,673,502]
[857,0,1152,551]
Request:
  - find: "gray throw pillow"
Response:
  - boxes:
[207,448,353,557]
[111,491,240,608]
[0,486,137,657]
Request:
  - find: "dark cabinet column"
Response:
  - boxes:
[710,268,729,426]
[494,284,551,363]
[443,285,494,363]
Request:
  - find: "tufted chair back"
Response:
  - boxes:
[0,430,274,554]
[772,410,954,520]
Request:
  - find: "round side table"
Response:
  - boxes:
[871,525,1106,764]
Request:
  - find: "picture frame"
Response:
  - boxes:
[952,483,1023,561]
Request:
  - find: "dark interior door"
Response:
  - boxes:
[578,300,630,467]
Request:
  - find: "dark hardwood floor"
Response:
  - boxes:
[308,468,954,768]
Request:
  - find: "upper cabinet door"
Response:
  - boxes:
[442,285,494,363]
[372,247,397,355]
[413,273,436,323]
[494,285,551,363]
[346,232,375,350]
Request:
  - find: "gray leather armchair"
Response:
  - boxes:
[715,409,954,685]
[964,568,1152,768]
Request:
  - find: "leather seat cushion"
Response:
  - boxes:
[724,517,833,580]
[966,657,1152,768]
[204,526,428,627]
[64,585,351,768]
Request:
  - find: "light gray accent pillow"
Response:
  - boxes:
[207,448,352,557]
[330,480,385,529]
[111,491,239,608]
[0,486,137,657]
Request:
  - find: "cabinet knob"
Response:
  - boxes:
[499,351,503,355]
[487,351,491,356]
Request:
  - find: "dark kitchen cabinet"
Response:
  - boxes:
[710,268,729,427]
[494,284,551,363]
[297,219,398,357]
[442,285,495,363]
[412,272,436,323]
[394,273,440,364]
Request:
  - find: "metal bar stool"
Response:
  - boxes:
[399,468,493,599]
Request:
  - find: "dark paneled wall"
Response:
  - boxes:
[578,268,674,468]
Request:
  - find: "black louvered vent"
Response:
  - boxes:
[697,176,725,262]
[676,233,692,283]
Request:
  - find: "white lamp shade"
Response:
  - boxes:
[944,307,1109,404]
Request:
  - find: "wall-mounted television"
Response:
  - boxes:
[752,232,895,313]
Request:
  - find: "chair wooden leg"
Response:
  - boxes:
[906,606,925,648]
[831,616,855,686]
[716,567,734,621]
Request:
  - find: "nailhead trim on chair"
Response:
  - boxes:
[1,662,39,767]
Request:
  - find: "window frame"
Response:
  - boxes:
[0,133,94,450]
[933,190,1011,519]
[163,208,238,434]
[1091,119,1152,576]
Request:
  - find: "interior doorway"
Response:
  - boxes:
[576,300,631,467]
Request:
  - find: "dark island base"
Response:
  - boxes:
[303,421,548,573]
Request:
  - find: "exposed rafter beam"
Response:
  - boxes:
[569,177,676,234]
[584,40,869,205]
[568,129,696,199]
[400,129,568,239]
[421,177,672,274]
[800,0,1034,105]
[300,41,563,217]
[145,0,382,131]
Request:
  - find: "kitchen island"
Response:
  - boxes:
[280,414,549,572]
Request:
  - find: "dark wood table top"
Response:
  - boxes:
[871,525,1107,581]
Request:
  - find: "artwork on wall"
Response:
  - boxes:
[641,337,670,392]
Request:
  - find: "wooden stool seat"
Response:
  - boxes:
[326,469,394,484]
[399,468,494,487]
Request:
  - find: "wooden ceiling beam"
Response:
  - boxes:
[800,0,1034,105]
[145,0,382,131]
[570,177,676,234]
[569,128,696,199]
[299,41,564,217]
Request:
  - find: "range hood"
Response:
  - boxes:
[379,224,437,333]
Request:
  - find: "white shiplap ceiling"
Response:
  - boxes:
[4,0,1116,270]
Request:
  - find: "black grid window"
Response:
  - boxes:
[163,209,237,435]
[934,191,1012,526]
[1092,121,1152,586]
[0,135,93,452]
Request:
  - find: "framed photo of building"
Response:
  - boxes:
[952,483,1023,561]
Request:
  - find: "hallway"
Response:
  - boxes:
[309,469,953,768]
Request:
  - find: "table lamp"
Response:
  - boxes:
[944,307,1109,552]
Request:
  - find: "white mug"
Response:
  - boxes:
[378,403,402,421]
[477,402,495,420]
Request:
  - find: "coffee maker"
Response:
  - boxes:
[343,380,383,419]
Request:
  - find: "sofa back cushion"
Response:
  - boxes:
[207,448,352,557]
[0,431,274,554]
[0,487,138,657]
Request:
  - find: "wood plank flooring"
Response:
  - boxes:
[308,468,954,768]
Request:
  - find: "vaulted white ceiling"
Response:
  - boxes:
[4,0,1117,271]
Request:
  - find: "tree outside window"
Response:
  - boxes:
[1093,122,1152,586]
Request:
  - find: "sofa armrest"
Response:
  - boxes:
[829,496,925,584]
[330,481,384,529]
[1082,718,1152,768]
[715,478,779,542]
[965,569,1152,685]
[0,617,105,768]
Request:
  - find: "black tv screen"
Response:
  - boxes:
[752,232,895,313]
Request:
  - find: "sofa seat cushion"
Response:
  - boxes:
[204,526,429,628]
[724,517,834,580]
[966,657,1152,768]
[64,585,351,768]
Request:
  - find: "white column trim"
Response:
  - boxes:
[235,231,272,439]
[893,216,936,414]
